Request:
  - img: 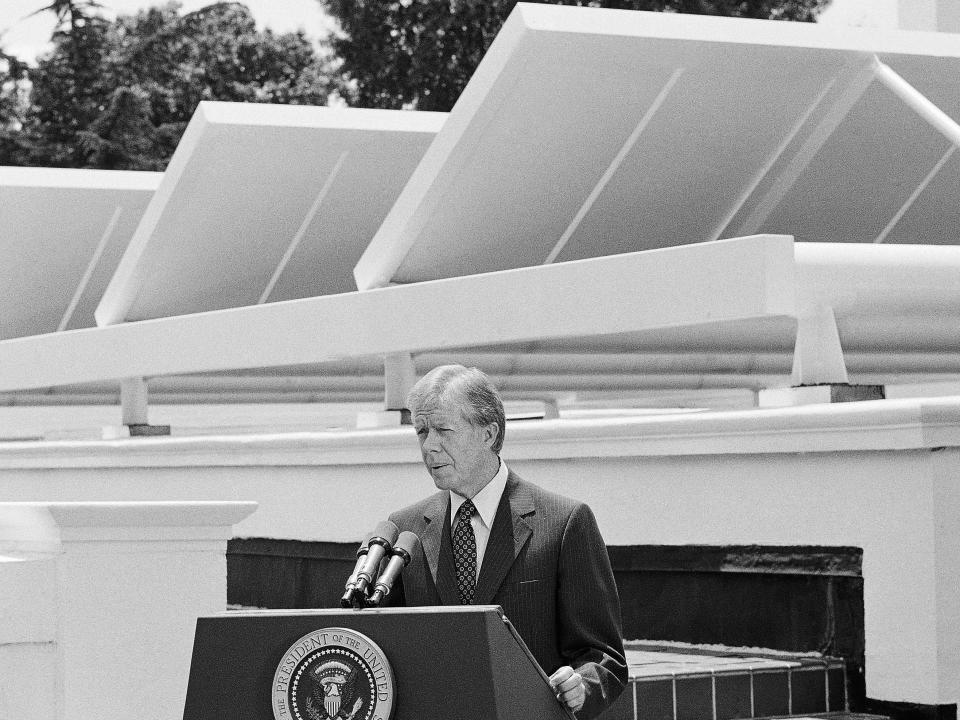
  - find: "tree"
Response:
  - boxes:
[19,12,113,165]
[77,85,160,169]
[0,51,32,163]
[322,0,832,112]
[27,0,103,35]
[2,1,341,169]
[0,52,30,128]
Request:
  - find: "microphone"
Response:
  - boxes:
[340,530,375,609]
[368,531,420,607]
[349,520,399,606]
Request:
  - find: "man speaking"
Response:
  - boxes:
[387,364,627,718]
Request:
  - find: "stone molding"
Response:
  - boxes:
[0,397,958,468]
[0,501,259,551]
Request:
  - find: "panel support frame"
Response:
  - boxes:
[0,236,797,393]
[790,304,849,387]
[872,56,960,149]
[383,352,416,414]
[120,376,149,426]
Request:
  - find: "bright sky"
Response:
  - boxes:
[0,0,335,61]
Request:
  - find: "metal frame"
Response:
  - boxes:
[0,236,795,392]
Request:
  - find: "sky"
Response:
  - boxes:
[0,0,335,61]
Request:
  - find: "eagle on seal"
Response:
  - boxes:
[336,666,364,720]
[307,660,365,720]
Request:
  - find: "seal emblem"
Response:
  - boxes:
[272,628,395,720]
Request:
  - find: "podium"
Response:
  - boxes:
[182,605,573,720]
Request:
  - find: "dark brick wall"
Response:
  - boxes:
[227,541,865,707]
[609,545,865,709]
[227,538,358,610]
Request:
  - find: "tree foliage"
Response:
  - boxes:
[322,0,832,112]
[0,51,32,161]
[0,52,30,128]
[0,1,340,169]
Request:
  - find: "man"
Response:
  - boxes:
[388,364,627,719]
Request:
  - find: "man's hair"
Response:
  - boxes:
[407,364,506,453]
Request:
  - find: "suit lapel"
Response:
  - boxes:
[475,472,534,604]
[420,491,460,606]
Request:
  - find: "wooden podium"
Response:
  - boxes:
[182,605,573,720]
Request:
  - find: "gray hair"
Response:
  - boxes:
[407,364,506,453]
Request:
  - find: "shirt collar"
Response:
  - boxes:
[450,459,509,529]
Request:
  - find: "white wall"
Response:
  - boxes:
[1,397,959,705]
[0,502,257,720]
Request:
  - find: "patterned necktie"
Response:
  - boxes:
[453,499,478,605]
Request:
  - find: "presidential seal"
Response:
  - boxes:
[272,628,395,720]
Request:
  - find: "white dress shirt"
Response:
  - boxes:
[449,460,509,581]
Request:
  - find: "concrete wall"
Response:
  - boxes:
[0,502,256,720]
[1,397,959,706]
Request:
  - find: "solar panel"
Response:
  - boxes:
[353,3,960,290]
[0,167,158,340]
[95,102,445,325]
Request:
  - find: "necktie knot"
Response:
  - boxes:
[458,499,476,521]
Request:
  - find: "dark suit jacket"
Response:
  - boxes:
[388,471,627,719]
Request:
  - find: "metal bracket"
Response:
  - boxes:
[790,304,849,386]
[120,377,149,426]
[119,377,170,436]
[383,352,416,411]
[872,56,960,148]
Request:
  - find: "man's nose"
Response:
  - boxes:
[422,428,441,450]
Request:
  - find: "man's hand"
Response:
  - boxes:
[549,665,585,714]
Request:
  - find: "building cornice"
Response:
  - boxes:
[0,397,957,469]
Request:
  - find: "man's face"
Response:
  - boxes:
[413,395,496,497]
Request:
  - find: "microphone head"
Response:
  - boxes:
[393,531,421,563]
[371,520,400,547]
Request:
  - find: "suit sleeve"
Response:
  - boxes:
[557,503,628,719]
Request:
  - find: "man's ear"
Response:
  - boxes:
[483,422,499,448]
